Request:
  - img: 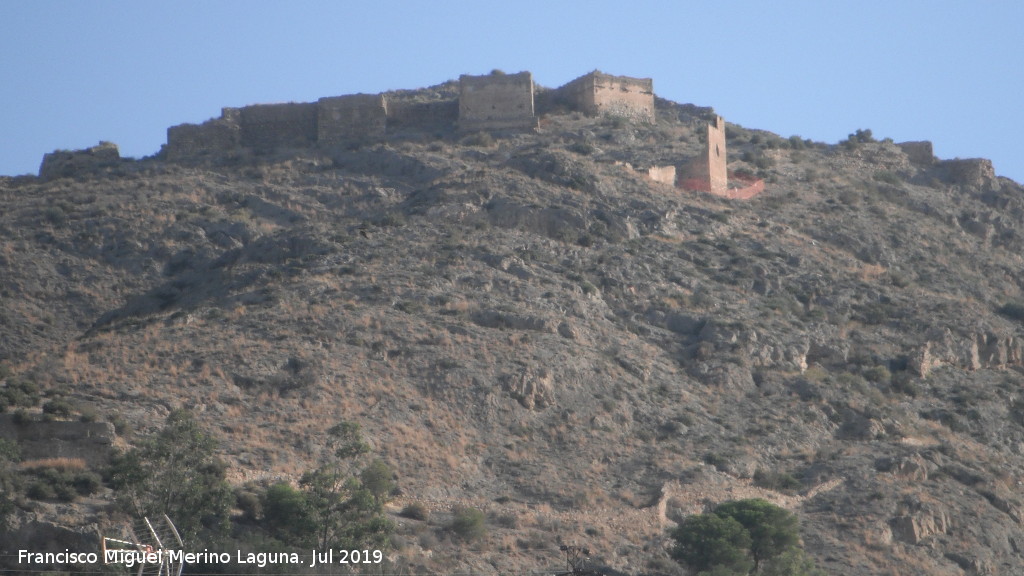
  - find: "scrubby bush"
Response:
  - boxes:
[400,502,430,521]
[752,469,803,493]
[841,128,876,150]
[450,505,487,541]
[42,398,74,419]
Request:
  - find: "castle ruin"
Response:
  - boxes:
[43,69,769,200]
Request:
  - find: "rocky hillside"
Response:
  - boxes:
[2,92,1024,575]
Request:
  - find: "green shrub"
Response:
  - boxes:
[752,469,803,493]
[568,142,595,156]
[400,502,430,521]
[842,128,875,148]
[27,481,57,500]
[42,399,74,419]
[71,471,102,495]
[863,365,891,384]
[450,505,487,541]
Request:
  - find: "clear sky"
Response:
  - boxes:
[2,1,1022,182]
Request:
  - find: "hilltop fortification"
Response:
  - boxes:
[155,69,742,194]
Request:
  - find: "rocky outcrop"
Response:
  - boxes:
[891,499,950,544]
[502,367,553,410]
[909,327,1024,377]
[891,511,948,544]
[876,453,932,482]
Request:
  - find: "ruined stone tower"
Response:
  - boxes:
[682,115,727,193]
[457,71,538,131]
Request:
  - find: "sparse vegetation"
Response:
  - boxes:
[2,75,1024,576]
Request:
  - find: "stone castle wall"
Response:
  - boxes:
[318,94,387,145]
[557,71,654,122]
[0,415,115,468]
[385,99,459,133]
[458,72,538,131]
[165,108,241,162]
[239,102,319,151]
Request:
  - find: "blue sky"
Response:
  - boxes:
[2,1,1022,182]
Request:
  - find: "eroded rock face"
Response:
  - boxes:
[876,453,932,482]
[910,328,1024,377]
[502,367,553,409]
[891,511,948,544]
[891,498,950,544]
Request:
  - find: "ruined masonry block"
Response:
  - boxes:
[458,71,537,132]
[897,141,934,165]
[39,141,120,180]
[557,71,655,122]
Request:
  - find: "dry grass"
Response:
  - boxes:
[18,457,88,471]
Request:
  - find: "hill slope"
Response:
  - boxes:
[3,97,1024,575]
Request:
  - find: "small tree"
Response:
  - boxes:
[360,459,396,505]
[670,513,753,574]
[109,409,232,542]
[670,499,810,575]
[713,499,799,572]
[262,482,315,546]
[298,420,394,550]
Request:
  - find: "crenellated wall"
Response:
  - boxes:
[458,71,538,131]
[557,71,654,122]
